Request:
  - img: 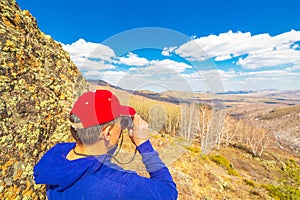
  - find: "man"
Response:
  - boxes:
[34,90,178,200]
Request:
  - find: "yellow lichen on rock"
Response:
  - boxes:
[0,0,88,198]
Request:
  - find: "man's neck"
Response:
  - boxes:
[76,142,108,156]
[66,141,109,160]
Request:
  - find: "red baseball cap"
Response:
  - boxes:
[70,90,136,128]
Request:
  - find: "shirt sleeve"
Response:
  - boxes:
[136,140,178,199]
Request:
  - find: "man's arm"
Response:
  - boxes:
[128,115,178,199]
[137,140,176,186]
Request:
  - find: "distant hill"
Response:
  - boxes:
[87,79,124,90]
[87,79,300,107]
[217,90,256,94]
[253,104,300,154]
[87,79,184,104]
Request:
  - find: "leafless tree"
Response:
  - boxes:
[211,109,226,150]
[149,104,166,133]
[179,103,199,141]
[246,125,271,157]
[198,104,210,141]
[223,116,236,147]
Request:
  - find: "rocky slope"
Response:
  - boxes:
[0,0,87,199]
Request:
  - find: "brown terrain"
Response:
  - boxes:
[90,81,300,200]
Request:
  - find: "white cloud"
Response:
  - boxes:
[84,70,127,85]
[138,59,192,74]
[62,39,194,90]
[62,39,118,73]
[239,69,300,78]
[62,31,300,92]
[272,30,300,46]
[173,30,300,69]
[62,38,116,62]
[117,52,151,66]
[180,67,300,91]
[214,54,232,61]
[97,59,194,92]
[71,57,116,71]
[236,48,300,69]
[162,46,177,56]
[286,64,300,71]
[84,70,105,80]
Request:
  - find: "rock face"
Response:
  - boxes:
[0,0,88,199]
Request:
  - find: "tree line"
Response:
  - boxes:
[130,100,272,157]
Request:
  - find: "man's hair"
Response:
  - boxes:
[69,114,118,145]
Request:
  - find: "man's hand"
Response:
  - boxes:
[128,114,150,146]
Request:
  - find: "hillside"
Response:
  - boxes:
[0,0,87,199]
[171,141,300,199]
[228,103,300,154]
[90,82,300,200]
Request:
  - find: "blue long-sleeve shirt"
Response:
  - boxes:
[34,140,178,200]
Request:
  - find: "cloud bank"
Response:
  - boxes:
[62,30,300,92]
[174,30,300,70]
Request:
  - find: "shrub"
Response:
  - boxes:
[243,179,255,187]
[264,184,300,200]
[210,154,239,176]
[185,146,201,154]
[281,159,300,185]
[264,159,300,199]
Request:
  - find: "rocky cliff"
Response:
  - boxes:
[0,0,88,199]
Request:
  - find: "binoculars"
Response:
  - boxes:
[120,116,134,130]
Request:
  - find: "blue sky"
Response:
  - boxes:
[17,0,300,92]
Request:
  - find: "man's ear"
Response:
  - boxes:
[101,125,112,141]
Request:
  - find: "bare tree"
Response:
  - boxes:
[199,105,214,153]
[198,104,210,142]
[149,104,166,133]
[223,116,235,147]
[179,103,199,141]
[246,125,271,157]
[233,119,243,144]
[211,109,226,150]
